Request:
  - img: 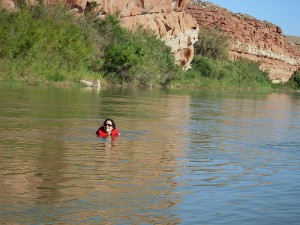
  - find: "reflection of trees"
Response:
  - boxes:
[0,85,92,206]
[0,118,70,204]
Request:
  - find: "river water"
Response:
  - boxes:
[1,82,300,225]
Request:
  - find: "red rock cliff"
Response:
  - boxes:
[186,1,300,83]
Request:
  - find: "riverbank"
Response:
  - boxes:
[1,5,298,91]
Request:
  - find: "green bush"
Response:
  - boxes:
[181,56,272,89]
[286,71,300,89]
[231,58,271,86]
[294,72,300,86]
[0,6,181,87]
[194,28,230,60]
[0,5,95,82]
[100,19,181,86]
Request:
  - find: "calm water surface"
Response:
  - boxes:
[1,82,300,224]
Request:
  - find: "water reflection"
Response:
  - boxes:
[1,83,300,224]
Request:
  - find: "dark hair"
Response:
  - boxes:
[103,119,116,129]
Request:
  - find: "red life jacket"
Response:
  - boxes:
[97,127,120,137]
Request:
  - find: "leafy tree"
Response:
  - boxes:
[287,71,300,89]
[194,28,230,60]
[99,17,181,86]
[0,5,94,81]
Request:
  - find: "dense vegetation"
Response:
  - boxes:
[286,71,300,89]
[194,28,230,60]
[0,4,180,86]
[0,4,294,90]
[179,56,271,89]
[0,5,95,83]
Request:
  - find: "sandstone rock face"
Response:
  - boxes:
[186,2,300,83]
[94,0,192,16]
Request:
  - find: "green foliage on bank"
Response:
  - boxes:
[0,5,95,82]
[0,4,280,89]
[0,4,181,86]
[177,56,272,89]
[194,28,230,60]
[96,16,181,86]
[286,71,300,89]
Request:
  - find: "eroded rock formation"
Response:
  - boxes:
[186,2,300,83]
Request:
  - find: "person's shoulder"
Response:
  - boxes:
[112,128,121,135]
[96,126,105,135]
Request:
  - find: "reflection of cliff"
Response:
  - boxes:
[0,121,71,205]
[0,87,89,206]
[186,2,300,83]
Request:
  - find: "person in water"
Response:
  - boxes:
[96,119,120,137]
